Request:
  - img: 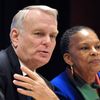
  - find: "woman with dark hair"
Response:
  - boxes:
[51,26,100,100]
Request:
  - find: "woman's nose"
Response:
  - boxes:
[90,47,98,56]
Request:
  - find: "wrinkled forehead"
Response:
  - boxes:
[23,9,57,26]
[25,9,56,20]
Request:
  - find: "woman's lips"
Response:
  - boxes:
[90,59,100,64]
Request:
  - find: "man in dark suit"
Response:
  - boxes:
[0,5,61,100]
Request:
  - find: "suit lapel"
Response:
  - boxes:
[6,46,28,100]
[6,46,22,75]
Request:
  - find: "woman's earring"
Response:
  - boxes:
[70,65,73,74]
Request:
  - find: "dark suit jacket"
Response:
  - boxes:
[0,46,58,100]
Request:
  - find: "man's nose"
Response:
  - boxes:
[45,36,51,43]
[42,36,51,46]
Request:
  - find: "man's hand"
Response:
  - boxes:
[13,66,59,100]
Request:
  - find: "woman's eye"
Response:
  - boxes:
[95,45,100,49]
[80,47,89,50]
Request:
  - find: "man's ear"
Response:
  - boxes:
[10,28,19,48]
[63,53,73,65]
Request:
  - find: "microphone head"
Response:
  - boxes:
[91,83,100,89]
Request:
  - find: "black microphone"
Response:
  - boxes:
[91,83,100,89]
[91,83,100,97]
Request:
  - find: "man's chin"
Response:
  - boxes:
[41,61,49,66]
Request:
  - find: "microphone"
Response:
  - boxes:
[91,83,100,97]
[91,83,100,89]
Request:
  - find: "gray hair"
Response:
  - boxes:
[10,5,58,31]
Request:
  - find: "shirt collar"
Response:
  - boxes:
[19,60,27,76]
